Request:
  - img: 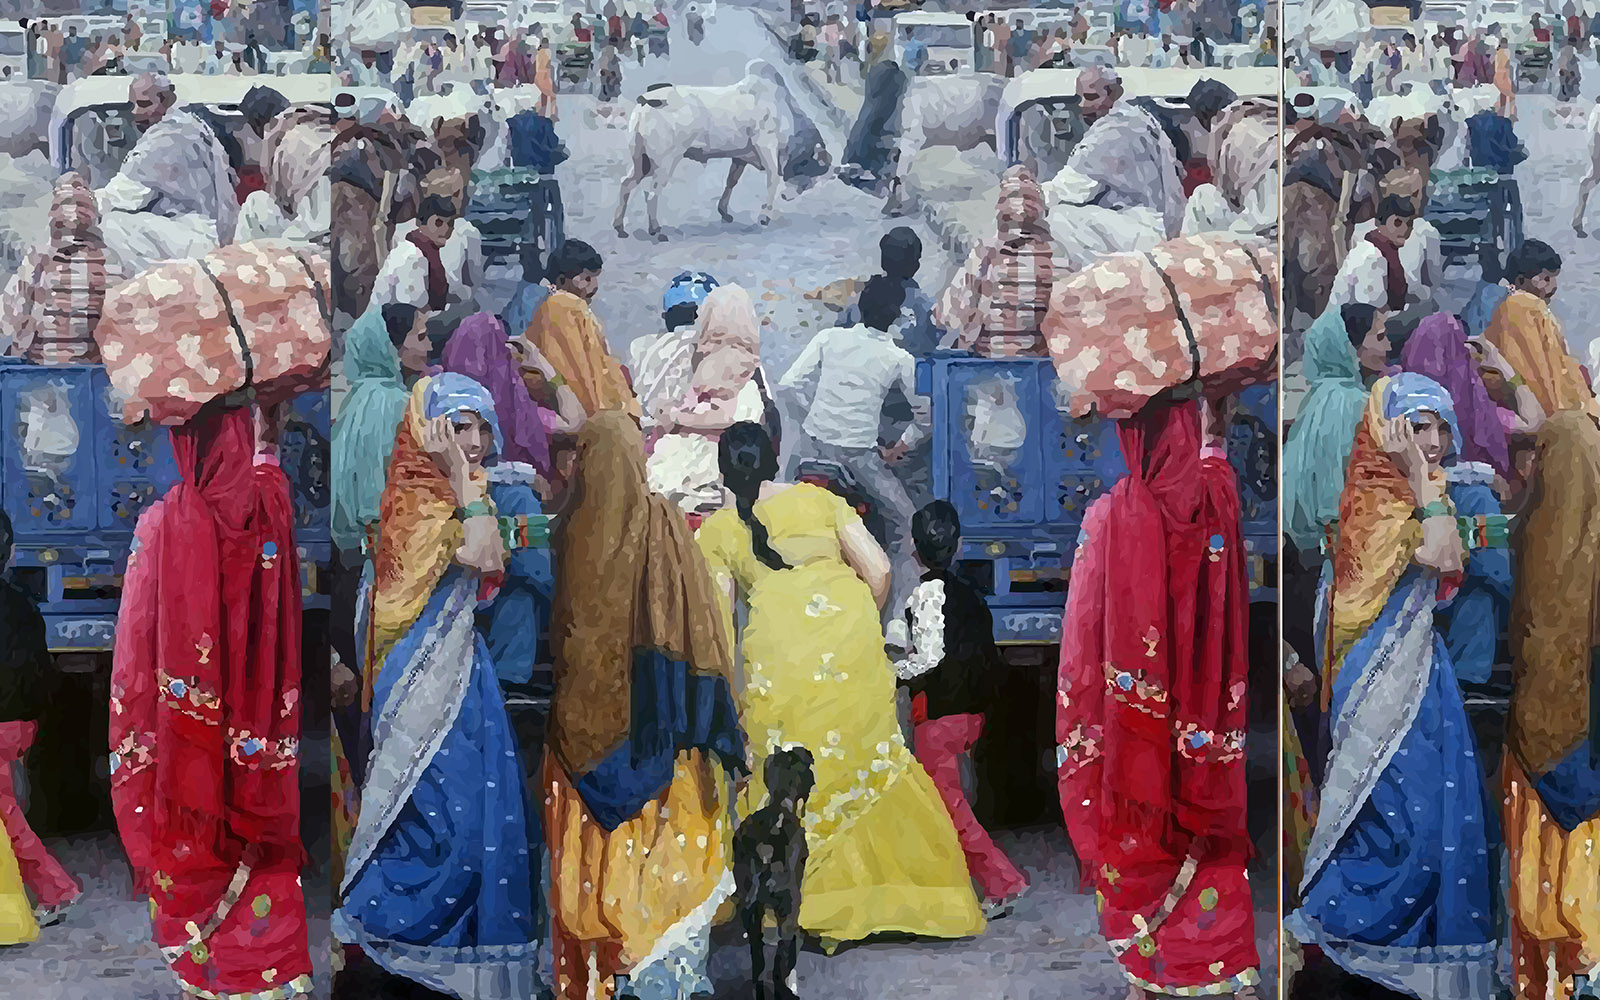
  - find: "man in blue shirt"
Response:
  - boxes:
[1466,107,1526,254]
[839,227,945,358]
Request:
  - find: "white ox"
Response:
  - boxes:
[0,82,59,160]
[891,73,1007,189]
[614,60,826,240]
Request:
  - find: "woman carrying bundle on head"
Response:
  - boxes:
[1056,391,1261,999]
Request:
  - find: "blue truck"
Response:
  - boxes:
[0,360,332,655]
[914,353,1277,829]
[918,353,1277,646]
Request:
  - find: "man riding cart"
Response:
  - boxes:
[466,106,566,270]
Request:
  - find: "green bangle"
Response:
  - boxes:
[1413,500,1451,521]
[455,500,493,521]
[1507,373,1526,389]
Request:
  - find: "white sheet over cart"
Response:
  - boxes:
[236,112,337,244]
[1184,99,1279,237]
[236,179,332,244]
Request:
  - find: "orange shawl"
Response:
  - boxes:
[523,289,641,419]
[1484,290,1600,420]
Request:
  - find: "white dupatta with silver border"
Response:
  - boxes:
[340,573,479,896]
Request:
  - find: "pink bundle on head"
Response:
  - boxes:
[687,284,762,402]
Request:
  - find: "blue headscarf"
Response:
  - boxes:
[1382,371,1459,457]
[424,372,504,459]
[662,270,719,314]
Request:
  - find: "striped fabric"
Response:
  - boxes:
[935,165,1056,358]
[498,513,553,551]
[1321,513,1513,557]
[1,173,117,365]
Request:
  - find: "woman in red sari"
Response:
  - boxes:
[1055,394,1260,999]
[109,402,312,1000]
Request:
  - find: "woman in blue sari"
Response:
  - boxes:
[441,312,557,694]
[333,373,546,1000]
[1288,373,1500,1000]
[1400,313,1524,689]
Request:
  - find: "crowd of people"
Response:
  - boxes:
[796,0,1273,85]
[14,10,323,82]
[17,15,155,82]
[303,26,1282,996]
[1283,239,1600,1000]
[323,223,1044,997]
[339,1,680,116]
[1282,8,1600,993]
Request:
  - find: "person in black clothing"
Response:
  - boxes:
[889,500,1029,917]
[0,510,80,924]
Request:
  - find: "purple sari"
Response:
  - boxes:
[1400,312,1510,476]
[441,312,552,475]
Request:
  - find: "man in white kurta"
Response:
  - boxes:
[1181,83,1279,237]
[94,73,237,274]
[1037,67,1186,268]
[233,89,336,245]
[1329,197,1439,312]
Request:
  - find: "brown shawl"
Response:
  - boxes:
[1509,410,1600,776]
[547,411,734,776]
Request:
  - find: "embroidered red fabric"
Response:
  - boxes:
[1055,399,1258,992]
[108,406,311,997]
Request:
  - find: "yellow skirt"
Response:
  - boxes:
[0,826,39,946]
[1504,757,1600,1000]
[738,561,985,945]
[544,750,732,999]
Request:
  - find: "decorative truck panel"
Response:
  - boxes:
[920,354,1276,644]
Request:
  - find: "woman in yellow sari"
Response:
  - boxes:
[1483,241,1599,421]
[0,826,38,946]
[543,410,748,1000]
[697,422,985,949]
[1505,410,1600,1000]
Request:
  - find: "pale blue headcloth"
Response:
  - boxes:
[424,372,504,459]
[1382,371,1460,459]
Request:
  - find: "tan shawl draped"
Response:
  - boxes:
[1484,290,1600,421]
[523,289,641,419]
[1509,410,1600,777]
[547,411,734,776]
